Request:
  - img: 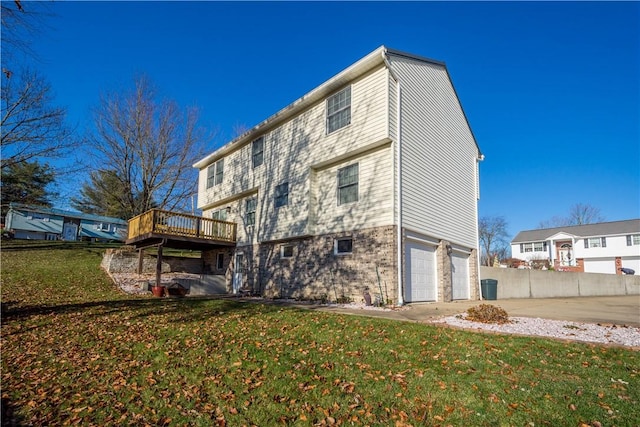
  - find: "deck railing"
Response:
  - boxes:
[127,209,236,243]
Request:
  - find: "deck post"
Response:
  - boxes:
[156,244,163,289]
[137,249,144,274]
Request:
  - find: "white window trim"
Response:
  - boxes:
[252,137,264,169]
[280,244,294,259]
[326,86,351,134]
[245,197,256,227]
[337,163,359,206]
[275,182,289,208]
[334,237,353,255]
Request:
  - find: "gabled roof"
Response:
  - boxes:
[8,203,128,225]
[511,219,640,243]
[193,45,481,169]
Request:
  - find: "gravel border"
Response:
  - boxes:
[429,314,640,348]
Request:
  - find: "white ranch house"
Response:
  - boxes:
[511,219,640,274]
[194,46,483,304]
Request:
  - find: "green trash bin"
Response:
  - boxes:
[480,279,498,300]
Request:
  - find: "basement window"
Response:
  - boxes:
[281,245,294,259]
[334,238,353,255]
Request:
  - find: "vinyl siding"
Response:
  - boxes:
[199,66,391,242]
[311,143,393,235]
[387,54,479,249]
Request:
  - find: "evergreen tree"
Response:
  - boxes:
[1,160,56,216]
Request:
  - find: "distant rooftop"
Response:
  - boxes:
[8,203,128,225]
[511,219,640,243]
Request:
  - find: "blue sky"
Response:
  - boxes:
[14,1,640,240]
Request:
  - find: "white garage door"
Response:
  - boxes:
[405,242,437,302]
[621,257,640,274]
[451,252,470,300]
[584,258,616,274]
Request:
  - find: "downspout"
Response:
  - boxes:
[476,155,485,300]
[383,50,404,306]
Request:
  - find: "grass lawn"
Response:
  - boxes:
[1,242,638,426]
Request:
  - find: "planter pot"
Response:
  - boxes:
[151,286,166,297]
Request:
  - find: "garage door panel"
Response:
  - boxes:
[584,259,616,274]
[451,253,469,300]
[405,242,436,302]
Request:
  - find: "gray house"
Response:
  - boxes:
[4,203,128,242]
[193,46,483,304]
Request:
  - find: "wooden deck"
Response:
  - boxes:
[126,209,237,250]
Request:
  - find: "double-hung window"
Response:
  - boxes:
[327,86,351,134]
[207,159,224,188]
[627,234,640,246]
[585,237,606,248]
[252,137,264,168]
[337,163,358,205]
[275,182,289,208]
[245,197,256,226]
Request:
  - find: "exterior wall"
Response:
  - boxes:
[311,144,393,235]
[510,243,551,263]
[198,65,392,243]
[574,234,640,259]
[387,54,479,249]
[203,225,398,304]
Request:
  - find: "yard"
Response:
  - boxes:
[1,242,638,426]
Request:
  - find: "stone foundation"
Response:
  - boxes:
[204,225,398,304]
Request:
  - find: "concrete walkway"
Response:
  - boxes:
[313,295,640,327]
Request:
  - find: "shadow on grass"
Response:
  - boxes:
[1,396,25,427]
[1,295,313,334]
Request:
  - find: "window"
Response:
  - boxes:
[216,253,224,270]
[206,158,224,188]
[627,235,640,246]
[327,86,351,133]
[281,245,294,259]
[585,237,606,248]
[245,197,256,226]
[252,137,264,168]
[212,209,227,221]
[520,242,547,253]
[337,164,359,205]
[275,182,289,208]
[335,238,353,255]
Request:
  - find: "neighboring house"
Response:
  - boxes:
[511,219,640,274]
[193,46,483,304]
[4,203,128,242]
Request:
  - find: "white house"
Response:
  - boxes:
[511,219,640,274]
[193,46,483,304]
[4,203,128,242]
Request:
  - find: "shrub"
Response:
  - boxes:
[466,304,510,324]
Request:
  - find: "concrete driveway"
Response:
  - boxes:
[316,295,640,327]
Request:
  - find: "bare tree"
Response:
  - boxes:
[83,76,209,218]
[1,68,73,170]
[1,0,47,65]
[478,215,510,266]
[538,203,604,228]
[567,203,604,225]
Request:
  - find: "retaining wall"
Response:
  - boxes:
[480,266,640,299]
[101,249,203,274]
